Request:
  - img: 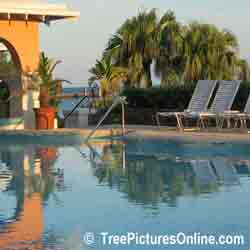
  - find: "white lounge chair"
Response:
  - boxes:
[220,92,250,129]
[156,80,218,130]
[199,80,241,129]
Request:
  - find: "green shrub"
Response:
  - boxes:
[122,81,250,111]
[122,83,195,110]
[92,97,113,111]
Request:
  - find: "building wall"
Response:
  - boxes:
[0,20,40,129]
[0,20,40,73]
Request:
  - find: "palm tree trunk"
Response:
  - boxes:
[141,61,152,88]
[39,86,51,108]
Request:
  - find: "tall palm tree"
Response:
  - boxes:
[99,9,245,88]
[154,11,185,86]
[105,10,186,88]
[236,59,250,81]
[89,55,128,98]
[183,23,239,81]
[105,9,158,88]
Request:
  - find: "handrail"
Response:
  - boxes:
[85,96,126,142]
[63,87,98,123]
[63,95,88,123]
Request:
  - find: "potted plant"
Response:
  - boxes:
[33,52,70,129]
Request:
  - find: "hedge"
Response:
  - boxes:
[122,81,250,112]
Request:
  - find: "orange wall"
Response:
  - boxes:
[0,20,40,72]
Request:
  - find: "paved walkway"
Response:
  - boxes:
[0,125,250,142]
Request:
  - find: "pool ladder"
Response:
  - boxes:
[85,96,127,142]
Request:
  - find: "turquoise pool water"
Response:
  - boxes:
[0,137,250,249]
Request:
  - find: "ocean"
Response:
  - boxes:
[58,87,91,117]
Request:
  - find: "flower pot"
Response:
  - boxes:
[34,107,56,130]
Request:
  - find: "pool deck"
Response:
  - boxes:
[1,126,250,143]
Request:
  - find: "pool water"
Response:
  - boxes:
[0,138,250,249]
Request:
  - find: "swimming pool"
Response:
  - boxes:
[0,137,249,249]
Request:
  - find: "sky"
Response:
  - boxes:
[40,0,250,86]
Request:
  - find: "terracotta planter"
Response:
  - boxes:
[34,107,56,130]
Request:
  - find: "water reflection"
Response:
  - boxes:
[0,140,250,249]
[90,142,250,208]
[0,145,63,249]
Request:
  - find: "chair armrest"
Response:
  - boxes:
[223,110,240,114]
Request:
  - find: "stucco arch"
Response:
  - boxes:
[0,38,22,72]
[0,20,40,74]
[0,20,40,124]
[0,35,23,118]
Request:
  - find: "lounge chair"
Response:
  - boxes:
[211,158,239,186]
[199,80,241,129]
[156,80,218,130]
[220,92,250,129]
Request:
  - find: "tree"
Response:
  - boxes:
[183,23,239,81]
[35,52,70,108]
[105,10,187,87]
[88,55,128,98]
[105,9,158,88]
[236,59,250,81]
[94,9,248,88]
[154,11,185,86]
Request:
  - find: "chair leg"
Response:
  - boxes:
[226,118,231,129]
[239,118,243,129]
[215,117,220,130]
[196,118,201,129]
[200,116,206,129]
[243,118,247,129]
[156,113,161,127]
[175,113,184,131]
[234,118,239,129]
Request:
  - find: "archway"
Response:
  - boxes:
[0,39,22,119]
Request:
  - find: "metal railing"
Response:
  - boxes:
[63,96,89,123]
[85,96,126,142]
[63,86,99,124]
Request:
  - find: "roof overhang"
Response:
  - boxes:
[0,2,80,24]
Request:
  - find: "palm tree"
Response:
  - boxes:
[88,55,128,98]
[100,9,245,88]
[236,59,250,81]
[36,52,70,108]
[183,23,239,81]
[105,9,158,88]
[105,10,186,88]
[154,11,185,86]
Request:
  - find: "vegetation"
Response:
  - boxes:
[89,55,127,99]
[89,9,250,92]
[0,51,19,78]
[33,52,70,108]
[91,143,219,209]
[37,52,63,108]
[122,81,250,111]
